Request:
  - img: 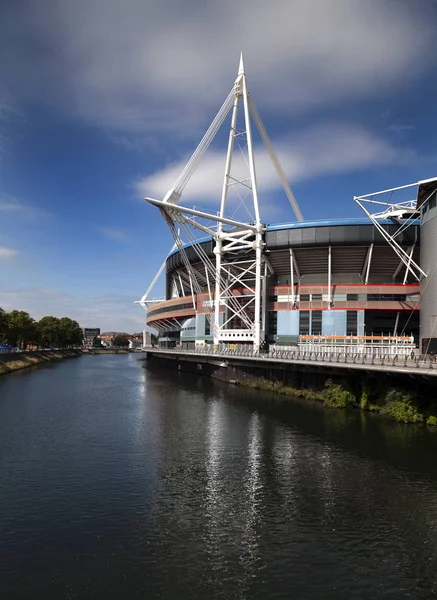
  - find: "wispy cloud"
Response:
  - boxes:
[0,193,51,220]
[0,246,19,260]
[0,198,23,212]
[0,0,435,139]
[99,226,130,243]
[135,122,414,215]
[387,123,415,135]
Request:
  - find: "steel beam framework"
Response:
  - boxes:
[142,55,303,353]
[354,182,426,282]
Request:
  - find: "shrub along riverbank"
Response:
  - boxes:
[236,378,437,426]
[0,349,82,376]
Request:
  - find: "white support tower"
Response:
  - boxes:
[144,55,303,353]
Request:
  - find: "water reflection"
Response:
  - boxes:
[1,357,437,598]
[204,398,227,577]
[239,413,262,586]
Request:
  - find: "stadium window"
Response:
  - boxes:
[311,311,322,335]
[346,311,358,336]
[268,312,277,336]
[299,311,310,335]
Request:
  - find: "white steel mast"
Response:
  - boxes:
[144,55,303,353]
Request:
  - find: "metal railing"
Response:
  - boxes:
[144,345,437,372]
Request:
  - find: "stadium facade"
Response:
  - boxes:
[139,56,437,355]
[145,217,421,350]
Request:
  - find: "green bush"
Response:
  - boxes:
[426,415,437,426]
[323,380,357,408]
[360,379,388,412]
[381,400,424,423]
[360,386,369,410]
[380,389,424,423]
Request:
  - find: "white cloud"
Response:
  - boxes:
[0,193,51,220]
[0,247,19,260]
[135,122,413,218]
[0,198,23,212]
[0,0,434,137]
[99,226,129,243]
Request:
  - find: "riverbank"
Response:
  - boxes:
[235,377,437,426]
[144,349,437,426]
[0,349,82,375]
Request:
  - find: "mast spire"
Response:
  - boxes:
[238,52,245,76]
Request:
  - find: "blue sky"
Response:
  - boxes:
[1,0,437,332]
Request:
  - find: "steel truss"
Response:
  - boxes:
[354,181,430,282]
[143,55,303,352]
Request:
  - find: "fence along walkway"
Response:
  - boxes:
[144,346,437,377]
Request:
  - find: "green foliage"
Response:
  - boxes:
[360,379,387,412]
[113,334,129,347]
[236,373,434,428]
[380,389,424,423]
[37,316,83,348]
[58,317,83,347]
[323,380,357,408]
[360,385,369,410]
[0,307,8,343]
[6,310,37,347]
[38,316,61,347]
[0,308,82,349]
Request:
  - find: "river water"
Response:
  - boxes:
[1,354,437,598]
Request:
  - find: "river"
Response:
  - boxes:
[1,354,437,598]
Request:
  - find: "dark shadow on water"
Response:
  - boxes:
[144,362,437,482]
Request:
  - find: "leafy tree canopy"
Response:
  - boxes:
[0,308,83,348]
[6,310,37,347]
[113,334,129,347]
[0,307,7,343]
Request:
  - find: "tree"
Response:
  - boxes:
[6,310,37,348]
[58,317,83,347]
[113,334,129,347]
[0,307,8,344]
[37,316,60,348]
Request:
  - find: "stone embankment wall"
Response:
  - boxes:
[0,349,82,375]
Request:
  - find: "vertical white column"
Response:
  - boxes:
[214,76,240,348]
[365,244,374,284]
[213,238,222,347]
[261,261,268,343]
[253,233,262,353]
[290,248,295,305]
[241,60,262,352]
[327,245,332,309]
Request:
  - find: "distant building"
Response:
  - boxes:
[98,332,135,347]
[128,332,146,349]
[143,330,151,347]
[82,327,101,348]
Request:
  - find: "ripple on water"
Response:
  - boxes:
[0,355,437,598]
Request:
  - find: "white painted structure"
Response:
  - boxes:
[143,55,303,353]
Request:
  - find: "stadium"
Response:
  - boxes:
[139,58,437,355]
